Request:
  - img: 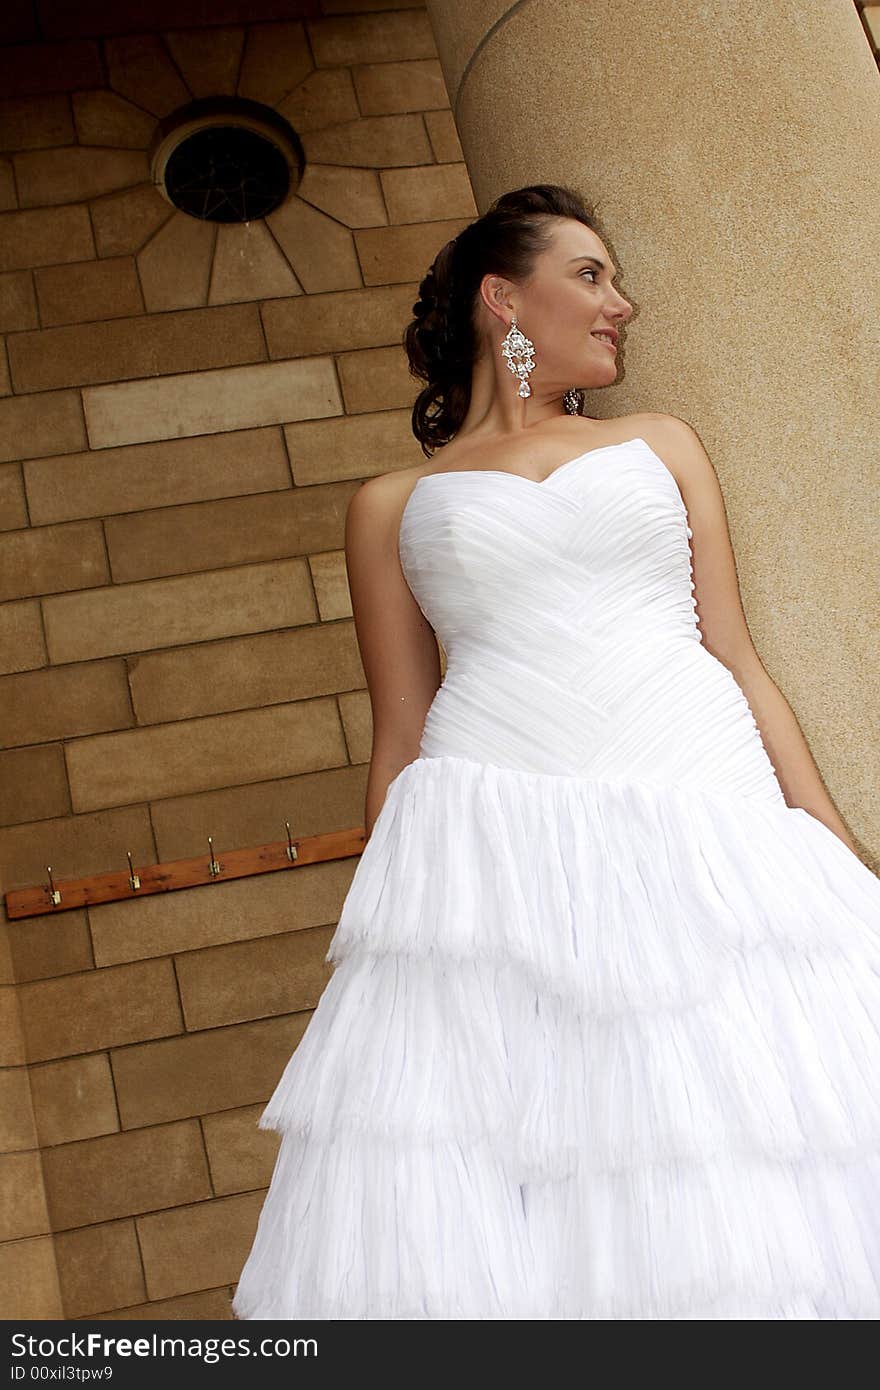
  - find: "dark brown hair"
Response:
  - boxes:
[403,184,601,456]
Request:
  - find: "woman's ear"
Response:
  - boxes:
[479,273,513,323]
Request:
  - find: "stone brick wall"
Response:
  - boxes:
[0,0,475,1319]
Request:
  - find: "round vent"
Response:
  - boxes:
[150,97,304,223]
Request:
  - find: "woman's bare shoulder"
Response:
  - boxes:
[345,464,430,557]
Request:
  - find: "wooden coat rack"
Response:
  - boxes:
[4,822,367,920]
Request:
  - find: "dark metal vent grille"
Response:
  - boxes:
[163,124,290,223]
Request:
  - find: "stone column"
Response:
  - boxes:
[426,0,880,857]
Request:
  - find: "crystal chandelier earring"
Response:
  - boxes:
[501,315,535,398]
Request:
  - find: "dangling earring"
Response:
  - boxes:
[501,315,535,398]
[563,388,582,415]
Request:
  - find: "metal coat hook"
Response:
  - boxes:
[46,866,61,906]
[285,821,298,863]
[7,820,366,920]
[207,835,222,877]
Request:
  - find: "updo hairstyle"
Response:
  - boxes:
[403,183,600,455]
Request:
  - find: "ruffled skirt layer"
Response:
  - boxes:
[231,754,880,1319]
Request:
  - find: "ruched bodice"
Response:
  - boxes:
[399,436,784,802]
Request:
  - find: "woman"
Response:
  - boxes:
[232,184,880,1320]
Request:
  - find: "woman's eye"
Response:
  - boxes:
[580,268,599,282]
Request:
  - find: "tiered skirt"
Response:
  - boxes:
[231,754,880,1319]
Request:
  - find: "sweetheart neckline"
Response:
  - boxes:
[411,435,651,494]
[398,436,688,553]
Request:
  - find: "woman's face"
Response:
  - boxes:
[483,217,634,390]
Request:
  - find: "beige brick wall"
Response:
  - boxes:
[0,0,474,1319]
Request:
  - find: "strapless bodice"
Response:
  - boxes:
[398,437,784,803]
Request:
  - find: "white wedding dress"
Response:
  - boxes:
[231,436,880,1319]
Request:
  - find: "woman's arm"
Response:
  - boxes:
[345,474,442,842]
[649,415,859,855]
[733,667,858,852]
